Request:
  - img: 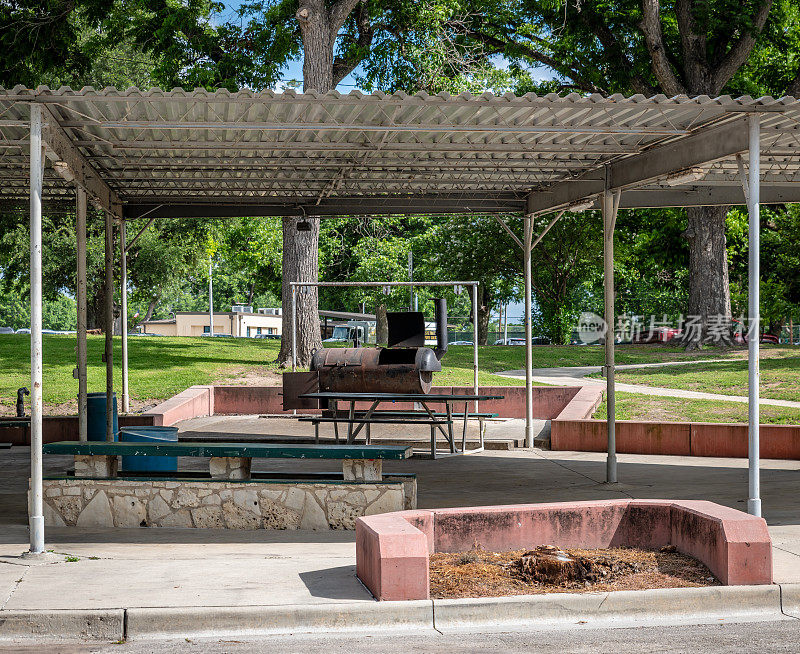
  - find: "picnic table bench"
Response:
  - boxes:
[43,440,413,482]
[298,391,504,458]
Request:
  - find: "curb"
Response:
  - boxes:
[779,582,800,618]
[0,609,124,641]
[125,600,433,639]
[432,585,783,631]
[1,585,795,641]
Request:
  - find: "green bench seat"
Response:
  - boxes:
[43,441,412,482]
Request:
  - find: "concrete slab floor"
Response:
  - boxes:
[1,436,799,610]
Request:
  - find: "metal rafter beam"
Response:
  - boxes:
[578,184,800,209]
[39,104,121,214]
[526,118,751,214]
[123,194,527,219]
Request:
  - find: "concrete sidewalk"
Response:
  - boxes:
[2,443,800,638]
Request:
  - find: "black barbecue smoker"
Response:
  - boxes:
[283,299,448,407]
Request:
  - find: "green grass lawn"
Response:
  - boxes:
[594,391,800,425]
[4,334,797,422]
[420,341,782,373]
[0,335,525,414]
[0,334,284,414]
[592,355,800,402]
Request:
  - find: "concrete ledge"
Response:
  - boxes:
[551,418,800,460]
[199,385,584,420]
[551,419,692,455]
[0,609,124,641]
[143,385,214,426]
[553,386,603,421]
[356,500,772,601]
[125,601,434,639]
[1,416,155,446]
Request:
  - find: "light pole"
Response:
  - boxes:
[209,260,214,336]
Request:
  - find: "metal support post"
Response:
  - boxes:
[208,261,214,337]
[76,188,88,441]
[523,215,534,448]
[472,283,479,413]
[408,251,414,311]
[29,103,44,554]
[291,285,297,371]
[104,210,114,442]
[747,115,762,517]
[120,220,129,413]
[602,187,620,483]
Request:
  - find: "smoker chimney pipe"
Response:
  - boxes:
[433,298,448,360]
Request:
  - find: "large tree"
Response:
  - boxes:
[373,0,798,346]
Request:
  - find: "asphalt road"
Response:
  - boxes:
[4,619,800,654]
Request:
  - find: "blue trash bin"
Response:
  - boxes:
[86,392,118,441]
[118,426,179,473]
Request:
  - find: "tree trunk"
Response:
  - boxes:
[87,282,105,331]
[297,0,335,92]
[143,297,159,323]
[375,303,388,345]
[473,287,492,345]
[276,0,345,366]
[277,216,323,367]
[684,206,732,348]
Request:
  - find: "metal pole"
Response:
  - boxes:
[523,215,534,449]
[120,220,129,413]
[410,253,414,311]
[603,189,617,483]
[472,283,479,412]
[291,285,297,371]
[104,210,114,442]
[76,188,88,441]
[747,114,762,517]
[504,304,508,344]
[29,103,44,554]
[209,261,214,336]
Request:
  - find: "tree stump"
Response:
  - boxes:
[517,546,596,585]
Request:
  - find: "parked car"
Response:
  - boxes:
[494,337,550,346]
[253,333,280,340]
[632,327,682,344]
[449,340,474,346]
[15,328,30,334]
[731,319,780,344]
[0,326,14,334]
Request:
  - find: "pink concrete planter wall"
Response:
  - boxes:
[3,415,155,446]
[355,500,772,601]
[143,385,214,426]
[21,383,581,443]
[552,386,604,421]
[149,384,584,421]
[551,418,800,460]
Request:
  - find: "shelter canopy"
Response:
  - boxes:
[0,85,799,218]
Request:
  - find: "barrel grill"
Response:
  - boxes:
[309,298,448,395]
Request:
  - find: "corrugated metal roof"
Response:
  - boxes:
[0,86,798,216]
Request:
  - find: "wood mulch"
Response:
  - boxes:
[429,545,719,599]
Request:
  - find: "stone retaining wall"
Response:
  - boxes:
[40,476,415,531]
